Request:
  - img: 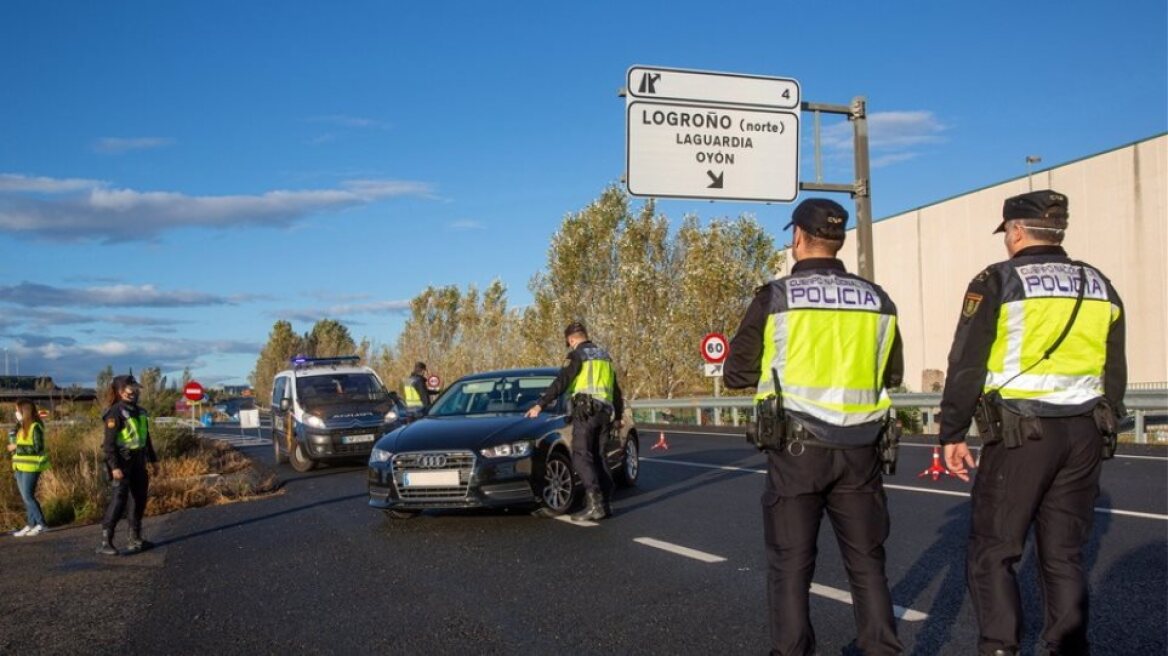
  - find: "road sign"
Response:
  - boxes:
[239,408,260,429]
[704,363,724,377]
[701,333,728,364]
[625,66,801,203]
[627,66,800,109]
[426,375,441,391]
[184,381,205,402]
[38,409,49,419]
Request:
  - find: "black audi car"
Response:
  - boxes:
[367,367,639,518]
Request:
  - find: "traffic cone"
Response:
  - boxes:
[652,431,669,450]
[917,446,953,481]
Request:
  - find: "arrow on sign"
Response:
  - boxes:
[706,171,724,188]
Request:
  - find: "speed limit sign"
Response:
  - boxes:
[701,332,728,364]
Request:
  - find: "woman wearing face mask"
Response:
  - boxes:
[7,399,49,537]
[96,374,158,556]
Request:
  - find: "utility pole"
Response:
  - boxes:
[1026,155,1042,191]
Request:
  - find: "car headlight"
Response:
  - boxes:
[384,410,398,422]
[480,441,532,458]
[303,413,326,429]
[370,448,393,463]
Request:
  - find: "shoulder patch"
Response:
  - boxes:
[962,293,984,318]
[106,418,117,429]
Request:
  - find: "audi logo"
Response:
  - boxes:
[417,454,448,468]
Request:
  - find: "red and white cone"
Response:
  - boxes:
[652,431,669,450]
[917,446,953,481]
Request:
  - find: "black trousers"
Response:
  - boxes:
[570,410,613,496]
[762,445,902,656]
[967,415,1102,655]
[102,451,150,533]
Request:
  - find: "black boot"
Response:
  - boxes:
[125,527,152,554]
[571,491,607,522]
[96,529,118,556]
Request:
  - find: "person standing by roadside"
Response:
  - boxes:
[526,321,624,522]
[939,190,1126,656]
[97,374,158,556]
[8,400,49,537]
[403,362,432,412]
[725,198,905,656]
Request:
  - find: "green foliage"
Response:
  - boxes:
[151,423,201,460]
[250,320,303,404]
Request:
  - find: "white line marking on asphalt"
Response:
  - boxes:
[641,457,1168,521]
[654,429,1168,461]
[634,537,727,563]
[809,583,929,622]
[554,515,597,527]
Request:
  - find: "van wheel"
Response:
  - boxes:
[289,441,316,472]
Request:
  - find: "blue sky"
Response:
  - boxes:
[2,1,1165,388]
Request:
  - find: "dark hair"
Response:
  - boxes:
[105,375,137,408]
[801,229,845,254]
[15,399,39,433]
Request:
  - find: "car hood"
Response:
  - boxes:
[378,413,562,452]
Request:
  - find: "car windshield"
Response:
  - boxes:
[427,375,558,417]
[295,373,389,405]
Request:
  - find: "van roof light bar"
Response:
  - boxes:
[290,355,361,369]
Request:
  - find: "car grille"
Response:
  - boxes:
[392,451,475,499]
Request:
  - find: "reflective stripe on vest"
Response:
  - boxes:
[402,379,423,408]
[985,261,1118,407]
[12,422,49,473]
[755,273,896,427]
[119,414,148,450]
[569,347,615,404]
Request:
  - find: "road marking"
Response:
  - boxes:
[654,429,1168,461]
[810,583,928,622]
[634,537,726,563]
[641,457,1168,521]
[554,515,598,528]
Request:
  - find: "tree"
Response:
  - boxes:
[250,320,303,404]
[304,319,357,358]
[95,365,114,400]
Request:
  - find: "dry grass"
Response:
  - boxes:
[1,421,277,531]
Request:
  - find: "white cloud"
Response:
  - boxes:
[0,281,233,308]
[0,174,435,242]
[820,110,946,151]
[275,299,412,322]
[307,114,385,129]
[92,137,177,154]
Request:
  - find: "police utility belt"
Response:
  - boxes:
[746,392,901,476]
[975,392,1118,460]
[570,393,612,422]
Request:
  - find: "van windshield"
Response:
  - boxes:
[295,373,389,405]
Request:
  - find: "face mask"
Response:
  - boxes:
[14,411,22,422]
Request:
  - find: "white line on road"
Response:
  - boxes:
[654,429,1168,461]
[809,583,929,622]
[641,457,1168,521]
[634,537,726,563]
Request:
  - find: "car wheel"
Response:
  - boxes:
[289,441,316,473]
[538,450,576,516]
[385,509,420,520]
[615,432,639,488]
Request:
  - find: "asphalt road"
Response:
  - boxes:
[2,424,1165,655]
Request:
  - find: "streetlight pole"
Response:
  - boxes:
[1026,155,1042,191]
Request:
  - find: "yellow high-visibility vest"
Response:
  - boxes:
[569,346,615,404]
[12,422,49,473]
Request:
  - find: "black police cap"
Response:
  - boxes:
[783,198,848,240]
[994,189,1069,234]
[112,374,139,389]
[563,321,587,338]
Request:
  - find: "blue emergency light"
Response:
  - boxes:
[290,355,361,369]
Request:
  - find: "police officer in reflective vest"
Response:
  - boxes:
[725,198,905,656]
[403,362,431,411]
[526,321,624,522]
[8,399,50,537]
[939,190,1126,656]
[97,374,159,556]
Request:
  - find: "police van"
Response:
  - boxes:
[270,356,406,472]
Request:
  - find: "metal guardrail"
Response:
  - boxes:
[629,389,1168,444]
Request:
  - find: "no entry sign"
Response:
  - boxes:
[184,381,205,402]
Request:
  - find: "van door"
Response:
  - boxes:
[271,375,289,430]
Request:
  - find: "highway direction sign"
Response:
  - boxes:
[704,363,724,377]
[701,333,728,364]
[625,66,801,203]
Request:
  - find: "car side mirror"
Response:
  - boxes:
[279,398,291,412]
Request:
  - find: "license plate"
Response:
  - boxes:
[402,470,459,487]
[342,434,375,444]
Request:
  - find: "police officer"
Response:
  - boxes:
[725,198,905,656]
[97,374,159,556]
[526,321,624,522]
[939,190,1126,656]
[403,362,431,411]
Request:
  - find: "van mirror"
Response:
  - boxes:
[279,397,291,412]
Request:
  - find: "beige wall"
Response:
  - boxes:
[783,134,1168,390]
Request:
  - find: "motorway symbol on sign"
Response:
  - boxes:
[701,333,728,364]
[627,66,800,110]
[704,363,724,377]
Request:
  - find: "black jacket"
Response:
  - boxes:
[407,373,431,409]
[938,246,1127,444]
